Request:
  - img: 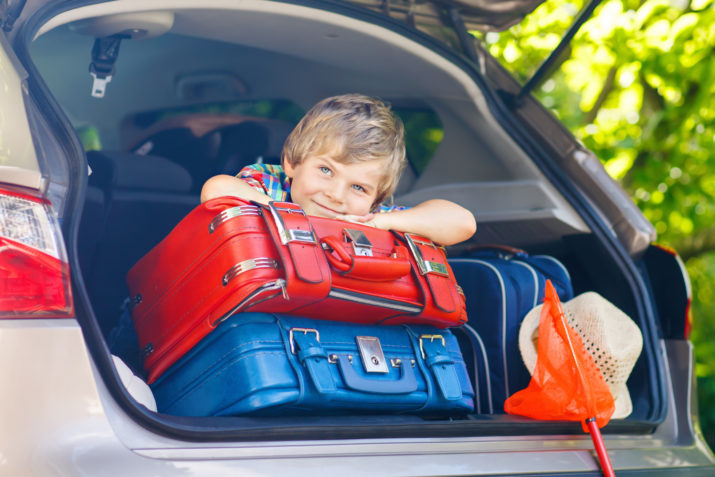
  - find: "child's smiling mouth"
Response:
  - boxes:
[311,201,343,217]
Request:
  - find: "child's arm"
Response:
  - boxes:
[340,199,476,246]
[201,174,272,205]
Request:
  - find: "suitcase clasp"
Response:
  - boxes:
[404,233,449,276]
[268,202,318,245]
[344,228,373,257]
[356,336,389,373]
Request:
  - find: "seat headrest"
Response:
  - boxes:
[87,151,193,193]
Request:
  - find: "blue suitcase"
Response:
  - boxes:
[151,312,475,416]
[453,324,494,414]
[448,247,573,412]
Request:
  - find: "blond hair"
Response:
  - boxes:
[282,94,406,210]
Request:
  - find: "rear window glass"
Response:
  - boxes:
[126,99,305,131]
[121,99,304,149]
[393,107,444,176]
[118,102,443,177]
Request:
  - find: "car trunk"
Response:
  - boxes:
[16,0,666,442]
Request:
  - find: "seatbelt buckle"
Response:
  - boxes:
[90,71,113,98]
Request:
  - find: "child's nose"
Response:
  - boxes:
[325,181,346,203]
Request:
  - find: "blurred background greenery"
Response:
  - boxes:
[472,0,714,446]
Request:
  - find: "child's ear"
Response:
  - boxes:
[283,160,295,178]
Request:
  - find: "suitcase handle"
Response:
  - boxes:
[321,235,412,281]
[337,355,418,394]
[460,243,528,259]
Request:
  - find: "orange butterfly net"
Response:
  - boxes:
[505,280,615,476]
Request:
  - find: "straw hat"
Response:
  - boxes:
[518,292,643,419]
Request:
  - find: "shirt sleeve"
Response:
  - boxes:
[236,164,289,201]
[236,165,269,193]
[376,203,408,213]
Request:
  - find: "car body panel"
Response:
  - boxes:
[2,323,713,476]
[0,32,42,189]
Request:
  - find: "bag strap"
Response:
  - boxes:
[265,201,327,284]
[289,327,337,395]
[403,234,463,317]
[417,333,462,401]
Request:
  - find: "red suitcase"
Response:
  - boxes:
[127,197,466,383]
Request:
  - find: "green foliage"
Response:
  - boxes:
[393,108,444,175]
[476,0,715,447]
[76,125,102,151]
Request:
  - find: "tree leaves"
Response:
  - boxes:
[482,0,715,246]
[476,0,715,444]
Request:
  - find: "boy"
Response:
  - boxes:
[201,94,475,246]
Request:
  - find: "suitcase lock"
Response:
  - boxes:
[356,336,388,373]
[344,229,373,256]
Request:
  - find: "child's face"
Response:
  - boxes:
[284,152,384,218]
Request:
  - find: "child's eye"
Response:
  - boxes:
[319,166,331,175]
[352,184,366,193]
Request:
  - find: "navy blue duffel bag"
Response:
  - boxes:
[151,312,475,416]
[449,247,573,412]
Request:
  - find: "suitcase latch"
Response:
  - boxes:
[344,228,373,256]
[269,202,318,245]
[356,336,388,373]
[404,233,448,276]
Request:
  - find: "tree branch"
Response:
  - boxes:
[671,226,715,262]
[583,65,618,125]
[621,72,668,188]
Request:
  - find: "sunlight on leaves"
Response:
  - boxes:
[604,151,635,179]
[668,210,694,234]
[503,42,522,64]
[644,19,673,51]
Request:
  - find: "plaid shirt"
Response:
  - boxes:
[238,164,291,202]
[237,163,404,213]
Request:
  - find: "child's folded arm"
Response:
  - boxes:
[340,199,476,246]
[201,174,273,205]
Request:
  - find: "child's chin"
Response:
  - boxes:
[302,208,333,219]
[303,205,339,219]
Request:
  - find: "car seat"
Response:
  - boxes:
[81,150,199,335]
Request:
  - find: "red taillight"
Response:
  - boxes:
[652,243,692,340]
[684,297,693,341]
[0,188,73,318]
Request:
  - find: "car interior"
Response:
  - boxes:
[27,2,665,435]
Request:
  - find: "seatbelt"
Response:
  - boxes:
[89,34,128,98]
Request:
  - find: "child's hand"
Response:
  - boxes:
[336,212,380,229]
[337,199,475,246]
